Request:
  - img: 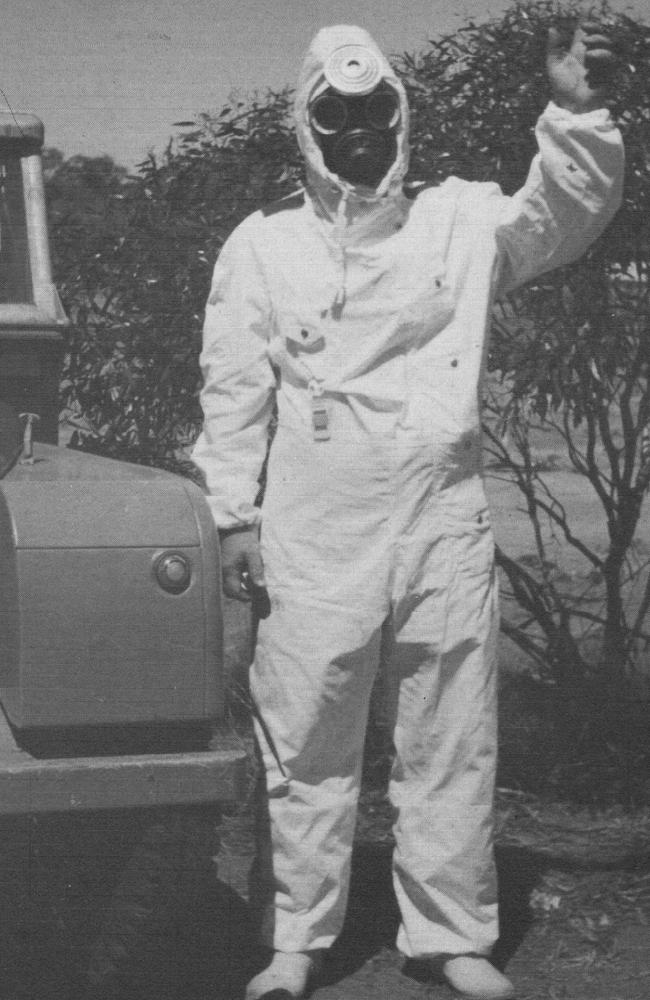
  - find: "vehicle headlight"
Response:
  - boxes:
[153,551,192,594]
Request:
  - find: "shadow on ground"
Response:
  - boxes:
[9,822,646,1000]
[74,839,545,999]
[317,842,546,989]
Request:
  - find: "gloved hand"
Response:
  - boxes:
[547,20,619,113]
[219,525,267,603]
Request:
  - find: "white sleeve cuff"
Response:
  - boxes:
[544,100,613,126]
[205,497,262,531]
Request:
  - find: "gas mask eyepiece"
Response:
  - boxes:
[309,84,400,189]
[310,88,400,136]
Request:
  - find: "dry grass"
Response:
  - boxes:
[495,793,650,864]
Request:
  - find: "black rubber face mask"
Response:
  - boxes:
[309,85,400,189]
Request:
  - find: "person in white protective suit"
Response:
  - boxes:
[192,20,624,1000]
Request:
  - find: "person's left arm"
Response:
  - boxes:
[493,21,625,294]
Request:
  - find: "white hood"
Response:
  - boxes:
[294,25,410,209]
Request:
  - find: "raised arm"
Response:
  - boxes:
[546,19,618,113]
[493,21,625,294]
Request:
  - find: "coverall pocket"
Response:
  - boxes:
[272,297,326,351]
[394,276,455,338]
[442,509,496,582]
[284,323,326,355]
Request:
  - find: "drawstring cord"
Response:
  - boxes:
[332,189,350,311]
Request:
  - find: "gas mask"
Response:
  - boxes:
[307,42,401,189]
[309,84,400,188]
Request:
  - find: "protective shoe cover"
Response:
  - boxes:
[192,22,624,963]
[439,956,515,999]
[245,950,322,1000]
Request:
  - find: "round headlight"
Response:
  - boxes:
[154,551,192,594]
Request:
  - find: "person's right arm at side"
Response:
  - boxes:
[192,217,276,602]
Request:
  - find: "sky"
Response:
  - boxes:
[0,0,645,169]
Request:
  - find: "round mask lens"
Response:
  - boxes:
[365,91,400,131]
[310,94,348,135]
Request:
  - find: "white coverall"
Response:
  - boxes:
[193,25,623,959]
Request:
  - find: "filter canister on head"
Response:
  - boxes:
[323,44,383,95]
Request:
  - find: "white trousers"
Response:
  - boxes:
[250,422,500,957]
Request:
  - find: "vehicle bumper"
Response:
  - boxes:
[0,711,248,815]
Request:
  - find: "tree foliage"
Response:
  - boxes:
[52,92,299,470]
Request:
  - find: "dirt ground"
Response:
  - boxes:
[1,795,648,1000]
